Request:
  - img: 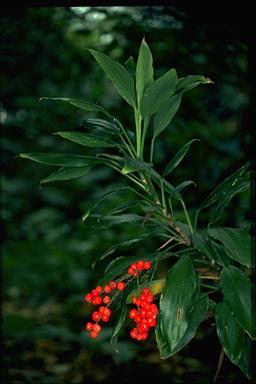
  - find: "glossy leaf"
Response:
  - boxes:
[238,334,253,379]
[39,97,112,117]
[83,118,121,135]
[141,68,177,118]
[208,227,252,267]
[124,56,136,77]
[153,93,182,140]
[157,255,200,353]
[198,161,251,225]
[111,302,128,353]
[126,279,165,303]
[136,38,154,109]
[215,301,245,365]
[122,157,151,174]
[40,166,92,185]
[19,153,108,167]
[192,230,230,267]
[89,49,136,108]
[163,139,200,177]
[220,266,255,339]
[54,131,117,148]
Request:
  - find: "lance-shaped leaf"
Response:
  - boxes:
[208,227,252,268]
[175,180,196,193]
[141,68,177,118]
[83,118,121,135]
[156,292,208,358]
[89,49,136,108]
[176,75,213,93]
[18,153,108,167]
[238,334,253,379]
[54,131,117,148]
[136,38,154,109]
[153,93,182,140]
[40,166,92,185]
[197,161,251,225]
[39,97,112,117]
[215,301,245,365]
[111,301,128,353]
[163,139,200,177]
[220,266,255,339]
[125,56,136,77]
[150,169,182,201]
[157,255,200,353]
[122,157,151,174]
[192,230,230,267]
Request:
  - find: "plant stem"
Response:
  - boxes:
[140,116,149,160]
[181,199,194,234]
[150,137,155,163]
[134,109,142,158]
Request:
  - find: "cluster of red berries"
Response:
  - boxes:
[84,260,155,340]
[129,287,158,341]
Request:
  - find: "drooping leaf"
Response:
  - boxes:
[89,49,136,108]
[141,68,177,118]
[197,161,251,225]
[238,334,253,379]
[215,301,245,365]
[54,131,117,148]
[83,118,121,135]
[157,255,200,353]
[122,157,151,174]
[126,279,165,304]
[111,302,128,353]
[150,169,182,201]
[175,180,196,192]
[163,139,200,177]
[153,93,182,140]
[19,153,108,167]
[175,75,214,93]
[39,97,112,117]
[220,266,255,339]
[192,230,230,267]
[208,227,252,268]
[40,166,92,185]
[136,38,154,109]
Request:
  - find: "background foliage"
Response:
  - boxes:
[1,6,251,383]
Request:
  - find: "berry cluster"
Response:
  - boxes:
[84,260,155,340]
[129,287,158,341]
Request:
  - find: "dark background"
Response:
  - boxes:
[1,6,251,383]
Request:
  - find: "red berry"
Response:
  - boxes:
[129,309,138,319]
[103,296,111,304]
[95,296,102,305]
[132,297,138,305]
[85,293,92,303]
[85,322,93,331]
[117,282,126,291]
[130,263,137,270]
[91,289,99,297]
[104,285,111,293]
[95,286,103,293]
[89,331,98,338]
[128,268,134,275]
[136,260,145,271]
[138,322,149,332]
[147,318,157,327]
[103,307,111,317]
[130,328,138,339]
[144,261,152,270]
[142,287,150,295]
[141,332,148,340]
[92,311,101,322]
[109,281,116,289]
[137,333,144,341]
[101,315,109,322]
[92,323,101,333]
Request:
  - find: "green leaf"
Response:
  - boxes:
[93,213,143,226]
[157,255,200,353]
[150,169,182,201]
[40,166,92,184]
[136,38,154,109]
[83,118,121,135]
[141,68,177,118]
[220,266,255,339]
[19,153,108,167]
[153,93,182,140]
[39,97,112,117]
[175,180,196,192]
[126,279,165,304]
[125,56,136,77]
[156,293,208,358]
[54,131,117,148]
[238,334,253,379]
[198,161,251,225]
[215,301,245,365]
[176,75,213,93]
[89,49,136,108]
[122,157,151,174]
[192,230,230,267]
[208,227,252,268]
[111,302,128,353]
[163,139,200,177]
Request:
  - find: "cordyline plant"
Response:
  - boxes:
[19,39,254,380]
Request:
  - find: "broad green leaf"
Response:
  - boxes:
[163,139,200,177]
[238,334,253,379]
[111,302,128,353]
[156,293,208,358]
[122,157,151,174]
[192,230,230,267]
[220,266,255,339]
[215,301,245,365]
[54,131,117,148]
[126,279,165,303]
[158,255,200,353]
[176,75,213,93]
[89,49,136,108]
[208,227,252,268]
[136,38,154,109]
[40,166,92,185]
[39,97,112,117]
[198,161,251,225]
[150,169,182,201]
[141,68,177,118]
[125,56,136,77]
[19,153,108,167]
[153,93,182,140]
[175,180,196,192]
